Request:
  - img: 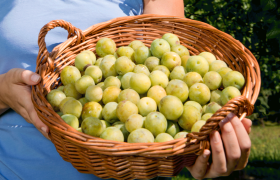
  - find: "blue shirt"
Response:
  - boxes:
[0,0,143,179]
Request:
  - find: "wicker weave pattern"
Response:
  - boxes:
[31,14,260,180]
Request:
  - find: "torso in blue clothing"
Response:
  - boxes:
[0,0,143,179]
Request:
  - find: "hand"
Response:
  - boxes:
[0,68,50,139]
[186,113,252,180]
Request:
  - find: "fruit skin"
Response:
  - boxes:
[96,38,116,57]
[161,52,182,71]
[75,51,93,71]
[170,66,186,80]
[183,72,203,88]
[181,55,190,69]
[102,102,119,123]
[152,65,170,78]
[81,101,102,120]
[102,86,121,104]
[144,56,160,72]
[100,120,110,128]
[217,67,232,79]
[221,86,241,105]
[61,114,79,129]
[99,55,117,78]
[133,64,150,76]
[128,40,145,51]
[115,56,135,75]
[205,102,222,114]
[155,133,174,143]
[134,46,151,64]
[127,128,154,143]
[63,83,82,99]
[96,82,105,90]
[171,45,189,58]
[145,112,168,137]
[137,97,157,116]
[150,39,171,59]
[103,76,121,89]
[162,33,180,47]
[147,85,167,105]
[189,83,211,106]
[118,89,140,105]
[116,100,138,123]
[174,131,188,139]
[47,89,66,112]
[95,57,103,67]
[191,120,206,132]
[129,73,151,94]
[81,117,105,137]
[59,97,75,112]
[84,65,103,84]
[209,60,228,72]
[116,46,135,61]
[166,121,180,137]
[60,66,81,86]
[85,85,103,102]
[203,71,222,90]
[57,86,64,91]
[178,105,201,130]
[201,113,213,121]
[149,70,169,88]
[186,56,209,77]
[100,127,124,142]
[159,95,184,121]
[223,71,245,90]
[62,99,83,118]
[184,101,203,115]
[75,75,95,94]
[165,79,189,102]
[125,114,144,133]
[120,72,134,89]
[210,90,223,106]
[198,52,216,65]
[112,121,130,141]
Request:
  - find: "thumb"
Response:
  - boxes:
[9,68,41,85]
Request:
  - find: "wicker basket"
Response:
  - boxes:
[32,14,261,180]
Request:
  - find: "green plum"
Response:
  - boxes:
[183,72,203,88]
[61,114,79,129]
[96,82,105,90]
[171,45,189,58]
[170,66,186,80]
[145,112,167,136]
[134,46,151,64]
[162,33,180,47]
[103,76,121,89]
[78,97,89,107]
[81,101,102,120]
[133,64,150,76]
[47,89,66,112]
[102,86,121,104]
[60,66,81,86]
[63,83,82,99]
[127,128,154,143]
[75,75,95,94]
[75,51,93,71]
[112,121,130,141]
[155,133,174,143]
[118,89,140,105]
[201,113,213,121]
[100,127,124,142]
[147,85,167,105]
[99,55,117,78]
[189,83,211,106]
[198,52,216,65]
[84,65,102,84]
[223,71,245,90]
[161,52,181,71]
[115,56,135,75]
[205,102,222,114]
[116,46,135,61]
[152,65,170,78]
[96,37,116,57]
[116,100,138,123]
[178,105,201,130]
[210,90,223,105]
[125,114,144,133]
[217,67,232,79]
[184,101,203,115]
[165,79,189,102]
[186,56,209,77]
[181,55,190,69]
[100,120,111,128]
[62,99,83,118]
[137,97,157,116]
[149,70,169,88]
[129,73,151,94]
[159,95,184,121]
[144,56,160,72]
[57,86,64,91]
[102,102,119,123]
[209,60,227,72]
[166,120,180,137]
[81,117,105,137]
[128,40,145,51]
[174,131,188,139]
[85,85,103,102]
[59,97,75,112]
[150,39,170,58]
[191,120,206,132]
[95,57,103,67]
[221,86,241,105]
[120,72,134,89]
[203,71,222,90]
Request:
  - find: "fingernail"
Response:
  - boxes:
[211,131,219,143]
[41,127,47,133]
[31,74,40,83]
[219,112,235,127]
[203,150,211,158]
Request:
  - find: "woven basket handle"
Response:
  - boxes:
[37,20,85,72]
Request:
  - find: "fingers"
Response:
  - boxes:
[8,68,41,85]
[241,118,252,134]
[230,115,251,170]
[186,149,211,180]
[204,131,227,178]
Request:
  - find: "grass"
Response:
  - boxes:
[172,125,280,180]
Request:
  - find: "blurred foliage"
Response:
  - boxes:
[183,0,280,122]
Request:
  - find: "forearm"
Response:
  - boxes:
[143,0,184,18]
[0,73,9,115]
